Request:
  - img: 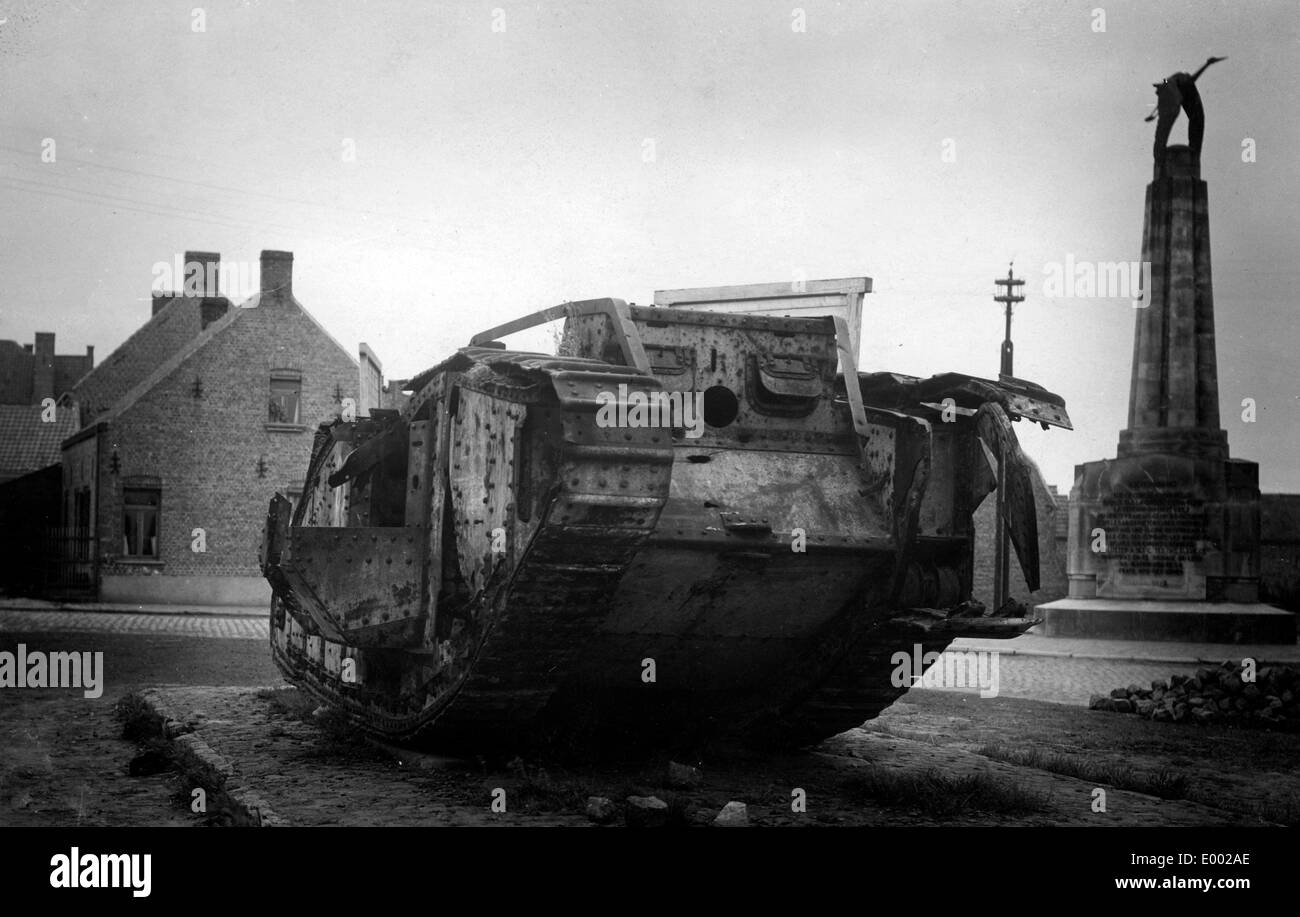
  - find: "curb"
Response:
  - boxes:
[0,601,267,618]
[134,687,286,827]
[952,644,1299,667]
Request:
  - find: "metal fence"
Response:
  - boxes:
[42,526,96,596]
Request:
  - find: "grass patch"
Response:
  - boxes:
[503,758,597,813]
[167,773,255,827]
[256,686,316,718]
[1248,793,1300,827]
[310,705,369,746]
[256,686,379,761]
[976,743,1188,800]
[114,692,160,742]
[841,764,1051,817]
[861,722,945,746]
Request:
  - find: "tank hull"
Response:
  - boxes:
[263,299,1070,753]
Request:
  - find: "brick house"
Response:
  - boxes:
[60,250,360,605]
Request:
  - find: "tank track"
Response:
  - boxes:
[271,352,673,750]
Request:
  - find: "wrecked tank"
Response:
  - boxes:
[261,297,1070,754]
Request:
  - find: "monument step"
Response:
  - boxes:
[1035,598,1296,645]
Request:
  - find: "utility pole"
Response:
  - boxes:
[992,265,1024,612]
[994,265,1023,377]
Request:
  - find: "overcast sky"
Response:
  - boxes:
[1,0,1296,490]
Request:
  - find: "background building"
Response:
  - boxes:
[0,332,93,406]
[58,250,360,605]
[0,335,85,595]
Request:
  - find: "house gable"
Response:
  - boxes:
[71,252,230,421]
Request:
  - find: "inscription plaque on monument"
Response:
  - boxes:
[1100,489,1207,578]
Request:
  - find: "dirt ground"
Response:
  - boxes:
[7,681,1290,828]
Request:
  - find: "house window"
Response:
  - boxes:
[122,488,160,558]
[269,374,301,424]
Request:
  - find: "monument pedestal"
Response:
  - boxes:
[1038,146,1296,644]
[1037,599,1296,643]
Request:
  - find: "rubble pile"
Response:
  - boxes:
[1090,662,1299,729]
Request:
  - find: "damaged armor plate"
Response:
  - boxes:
[262,299,1070,753]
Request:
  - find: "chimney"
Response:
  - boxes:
[32,332,55,400]
[183,251,220,297]
[260,250,293,303]
[200,298,229,330]
[152,290,176,316]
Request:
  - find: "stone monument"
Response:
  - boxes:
[1038,75,1296,643]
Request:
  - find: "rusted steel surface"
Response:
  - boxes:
[976,401,1042,591]
[261,300,1069,753]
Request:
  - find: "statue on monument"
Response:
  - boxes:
[1145,56,1226,162]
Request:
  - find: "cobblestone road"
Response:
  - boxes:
[923,656,1204,706]
[0,609,267,640]
[0,609,1238,704]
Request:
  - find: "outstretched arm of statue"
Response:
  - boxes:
[1190,56,1226,81]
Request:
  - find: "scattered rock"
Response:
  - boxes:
[1094,664,1300,730]
[585,796,617,824]
[712,801,748,827]
[625,795,669,828]
[666,760,702,788]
